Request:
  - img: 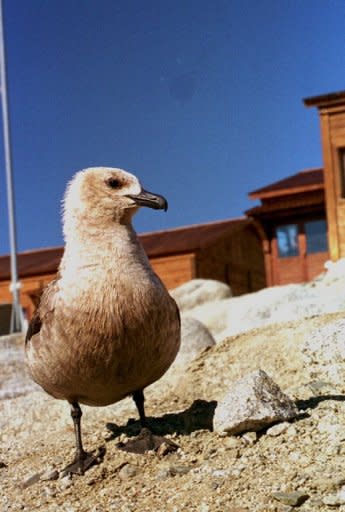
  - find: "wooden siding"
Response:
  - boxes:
[306,251,329,280]
[269,220,329,285]
[196,224,266,295]
[271,250,329,285]
[318,105,345,260]
[150,253,196,290]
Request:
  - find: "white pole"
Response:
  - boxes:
[0,0,23,333]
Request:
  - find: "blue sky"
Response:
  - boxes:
[1,0,345,254]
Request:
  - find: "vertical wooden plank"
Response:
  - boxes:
[298,223,308,282]
[319,111,339,260]
[263,239,273,287]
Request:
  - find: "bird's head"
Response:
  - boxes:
[63,167,168,237]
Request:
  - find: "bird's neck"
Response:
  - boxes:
[58,222,163,315]
[61,222,149,272]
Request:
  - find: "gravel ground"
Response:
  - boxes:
[2,311,345,511]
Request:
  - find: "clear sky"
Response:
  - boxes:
[0,0,345,254]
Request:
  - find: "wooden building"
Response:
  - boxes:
[244,88,345,287]
[2,88,345,327]
[0,217,266,320]
[304,90,345,261]
[246,168,328,286]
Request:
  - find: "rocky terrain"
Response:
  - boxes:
[2,260,345,511]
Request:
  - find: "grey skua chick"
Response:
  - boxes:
[25,167,181,474]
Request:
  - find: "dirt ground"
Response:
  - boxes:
[1,311,345,511]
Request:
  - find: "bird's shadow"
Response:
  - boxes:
[296,393,345,411]
[105,399,218,441]
[104,394,345,444]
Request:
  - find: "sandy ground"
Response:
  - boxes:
[2,311,345,511]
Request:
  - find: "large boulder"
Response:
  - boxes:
[174,316,216,367]
[302,319,345,390]
[170,279,232,313]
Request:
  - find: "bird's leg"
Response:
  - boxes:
[118,390,178,454]
[62,402,96,475]
[133,389,148,428]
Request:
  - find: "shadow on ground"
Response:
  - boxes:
[105,399,218,441]
[296,394,345,411]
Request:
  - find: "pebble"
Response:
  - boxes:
[288,452,310,466]
[156,467,172,480]
[59,474,73,489]
[286,425,297,437]
[42,486,57,498]
[230,467,245,477]
[40,467,59,481]
[21,472,43,489]
[271,491,309,507]
[157,464,193,480]
[157,441,174,456]
[169,464,194,476]
[203,447,218,460]
[242,432,258,445]
[224,436,242,449]
[323,487,345,506]
[118,463,138,480]
[211,469,228,478]
[266,422,290,437]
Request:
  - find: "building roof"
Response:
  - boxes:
[0,246,64,282]
[246,190,325,218]
[140,217,250,257]
[304,90,345,108]
[0,217,251,281]
[248,168,324,200]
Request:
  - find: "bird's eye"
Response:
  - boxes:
[107,178,122,189]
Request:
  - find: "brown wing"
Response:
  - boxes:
[174,298,181,328]
[25,278,59,345]
[25,309,42,345]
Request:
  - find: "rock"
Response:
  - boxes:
[156,464,193,480]
[323,487,345,506]
[118,463,138,480]
[157,441,176,457]
[40,467,59,481]
[0,461,7,468]
[174,317,216,367]
[21,471,43,489]
[272,491,309,507]
[302,319,345,387]
[42,486,57,498]
[59,474,73,489]
[170,279,232,312]
[156,467,172,480]
[224,436,242,450]
[241,432,257,445]
[169,464,193,476]
[266,422,290,437]
[213,370,298,435]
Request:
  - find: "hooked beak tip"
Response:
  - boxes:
[126,189,168,211]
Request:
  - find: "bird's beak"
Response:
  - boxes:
[126,189,168,211]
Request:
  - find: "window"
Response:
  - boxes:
[339,148,345,198]
[305,219,328,254]
[276,224,299,258]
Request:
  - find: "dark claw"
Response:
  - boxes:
[117,427,178,454]
[62,451,97,475]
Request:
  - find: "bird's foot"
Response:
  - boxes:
[117,427,178,455]
[62,450,97,475]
